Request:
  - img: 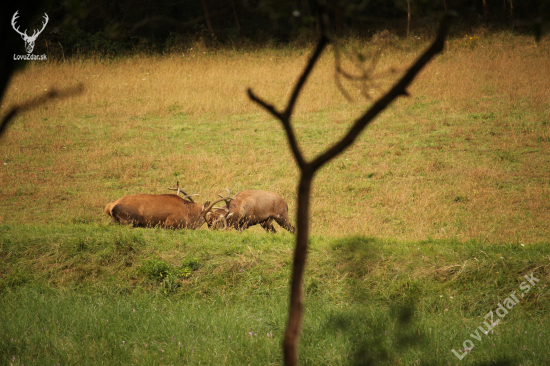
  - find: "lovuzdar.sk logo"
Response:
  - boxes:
[12,10,48,61]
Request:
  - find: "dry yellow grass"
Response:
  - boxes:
[1,32,549,243]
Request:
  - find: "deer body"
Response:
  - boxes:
[105,189,229,229]
[224,190,295,233]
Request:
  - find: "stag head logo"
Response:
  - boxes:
[12,11,49,54]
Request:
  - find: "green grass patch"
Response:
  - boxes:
[1,225,549,364]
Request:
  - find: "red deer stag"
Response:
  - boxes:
[104,182,231,229]
[209,189,295,234]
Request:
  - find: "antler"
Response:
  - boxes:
[168,180,182,195]
[203,190,236,229]
[11,11,27,38]
[30,13,49,40]
[217,188,236,207]
[202,195,233,217]
[11,12,49,40]
[180,193,199,201]
[213,206,229,212]
[203,197,232,230]
[168,181,198,202]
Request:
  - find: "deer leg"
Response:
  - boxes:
[260,218,277,233]
[112,204,143,227]
[225,212,237,230]
[236,217,249,231]
[241,218,251,231]
[164,217,183,229]
[274,217,296,234]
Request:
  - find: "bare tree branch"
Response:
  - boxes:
[246,89,285,121]
[247,89,306,169]
[248,13,453,366]
[247,36,330,170]
[312,17,451,171]
[283,36,330,120]
[333,43,383,102]
[0,84,84,140]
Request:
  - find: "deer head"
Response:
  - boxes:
[12,11,49,54]
[168,182,232,229]
[202,191,234,230]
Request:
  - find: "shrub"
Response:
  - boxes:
[139,259,171,281]
[181,257,201,271]
[139,257,201,282]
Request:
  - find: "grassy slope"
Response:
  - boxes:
[0,32,549,242]
[1,31,550,365]
[1,225,549,365]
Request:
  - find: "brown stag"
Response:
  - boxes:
[104,182,231,229]
[209,189,295,233]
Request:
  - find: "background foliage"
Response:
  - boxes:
[11,0,549,57]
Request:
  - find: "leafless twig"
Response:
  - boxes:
[248,13,453,366]
[0,84,84,140]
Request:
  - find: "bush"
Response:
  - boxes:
[181,257,201,271]
[139,257,201,282]
[139,259,171,281]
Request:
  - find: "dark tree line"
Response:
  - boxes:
[6,0,548,56]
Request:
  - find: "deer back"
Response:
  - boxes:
[105,194,204,228]
[229,190,288,224]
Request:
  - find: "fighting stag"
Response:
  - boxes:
[11,11,49,54]
[208,189,295,234]
[104,182,231,229]
[167,182,230,230]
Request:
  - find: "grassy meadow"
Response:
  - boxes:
[1,30,550,365]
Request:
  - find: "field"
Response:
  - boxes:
[1,30,550,365]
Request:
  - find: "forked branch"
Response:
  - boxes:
[247,36,330,170]
[0,84,84,141]
[248,14,453,366]
[311,17,451,171]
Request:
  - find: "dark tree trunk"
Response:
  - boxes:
[248,14,452,365]
[200,0,215,37]
[229,0,240,35]
[303,0,315,31]
[407,0,411,37]
[283,171,313,365]
[315,8,321,36]
[509,0,514,26]
[334,6,343,33]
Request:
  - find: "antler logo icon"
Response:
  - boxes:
[11,11,49,54]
